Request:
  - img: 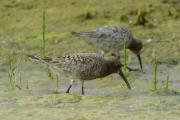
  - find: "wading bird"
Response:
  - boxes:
[28,53,131,95]
[72,26,143,71]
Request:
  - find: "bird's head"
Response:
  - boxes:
[127,37,143,70]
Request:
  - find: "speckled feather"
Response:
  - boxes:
[28,53,121,80]
[72,26,133,56]
[58,53,108,80]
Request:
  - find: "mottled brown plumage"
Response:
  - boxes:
[28,53,131,95]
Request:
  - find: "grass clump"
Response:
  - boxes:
[7,55,21,91]
[150,52,178,95]
[133,6,155,28]
[120,14,129,22]
[76,11,98,22]
[161,74,178,95]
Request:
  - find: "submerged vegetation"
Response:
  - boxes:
[150,51,178,94]
[7,55,18,91]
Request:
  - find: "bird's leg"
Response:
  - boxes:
[66,79,74,93]
[81,80,84,95]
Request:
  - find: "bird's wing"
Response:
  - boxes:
[96,26,132,42]
[72,26,132,44]
[59,53,104,73]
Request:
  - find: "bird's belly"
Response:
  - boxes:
[78,73,97,80]
[95,41,123,54]
[80,74,104,81]
[79,69,112,81]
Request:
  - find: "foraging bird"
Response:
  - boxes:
[72,26,143,70]
[28,53,131,95]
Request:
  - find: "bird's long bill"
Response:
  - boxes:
[118,69,131,89]
[137,54,143,70]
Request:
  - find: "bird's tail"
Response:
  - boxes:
[71,31,95,38]
[71,31,82,36]
[27,55,59,65]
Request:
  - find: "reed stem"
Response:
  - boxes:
[152,52,158,90]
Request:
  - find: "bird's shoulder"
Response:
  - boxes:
[59,53,105,73]
[94,26,132,40]
[96,26,129,33]
[60,53,104,65]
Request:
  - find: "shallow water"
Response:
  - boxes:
[0,0,180,119]
[0,63,179,120]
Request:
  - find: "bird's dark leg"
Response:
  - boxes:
[81,80,84,95]
[66,80,74,93]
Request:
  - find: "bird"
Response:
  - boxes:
[27,53,131,95]
[71,26,143,71]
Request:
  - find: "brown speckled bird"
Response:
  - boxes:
[28,53,131,95]
[72,26,143,70]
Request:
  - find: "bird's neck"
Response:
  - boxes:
[127,37,140,54]
[103,59,119,76]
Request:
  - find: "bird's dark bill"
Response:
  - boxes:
[119,69,131,89]
[137,54,143,70]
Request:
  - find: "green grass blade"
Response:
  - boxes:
[42,10,46,56]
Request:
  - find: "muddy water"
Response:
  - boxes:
[0,63,179,120]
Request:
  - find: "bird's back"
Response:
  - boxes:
[58,53,107,80]
[72,26,133,55]
[28,53,119,80]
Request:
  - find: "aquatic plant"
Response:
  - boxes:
[134,6,155,28]
[42,10,54,80]
[164,74,169,91]
[47,67,54,80]
[151,51,158,91]
[7,56,16,90]
[56,74,60,92]
[7,55,21,91]
[123,39,128,74]
[135,8,148,26]
[42,10,46,56]
[26,79,29,89]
